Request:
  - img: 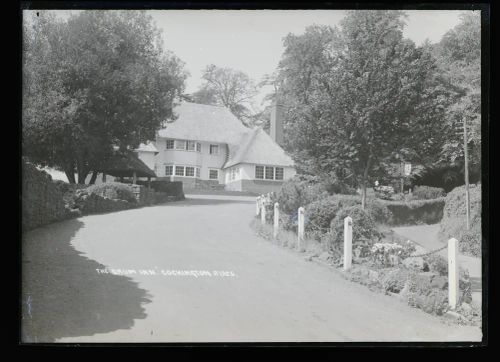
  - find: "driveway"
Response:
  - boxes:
[22,195,482,342]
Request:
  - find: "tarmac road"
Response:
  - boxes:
[22,195,482,343]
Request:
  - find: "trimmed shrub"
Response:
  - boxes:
[439,184,481,257]
[276,176,329,215]
[383,198,446,225]
[412,185,446,200]
[328,206,382,249]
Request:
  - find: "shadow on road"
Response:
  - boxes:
[22,219,152,342]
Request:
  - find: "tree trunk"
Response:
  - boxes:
[76,161,89,184]
[360,158,372,210]
[89,170,99,185]
[64,162,76,184]
[64,169,76,184]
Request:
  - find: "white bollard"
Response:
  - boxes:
[343,216,353,271]
[256,197,261,216]
[261,201,266,225]
[448,238,459,309]
[274,202,280,239]
[297,207,305,251]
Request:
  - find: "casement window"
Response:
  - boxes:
[165,165,173,176]
[275,167,284,180]
[209,169,219,180]
[196,143,202,152]
[265,166,274,180]
[187,141,196,151]
[255,166,264,179]
[209,144,219,155]
[166,139,175,149]
[175,166,185,176]
[195,167,201,178]
[185,166,195,177]
[255,165,285,181]
[175,140,186,150]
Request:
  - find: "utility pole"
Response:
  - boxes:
[463,117,470,230]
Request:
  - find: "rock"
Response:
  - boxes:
[402,257,425,271]
[318,252,331,261]
[430,275,448,290]
[444,311,461,321]
[460,302,472,313]
[368,270,380,281]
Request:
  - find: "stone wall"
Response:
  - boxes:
[22,161,69,231]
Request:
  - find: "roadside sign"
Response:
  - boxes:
[404,162,412,176]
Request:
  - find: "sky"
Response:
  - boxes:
[45,9,467,107]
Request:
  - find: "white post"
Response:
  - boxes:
[297,207,305,251]
[274,202,279,239]
[343,216,353,271]
[261,201,266,225]
[256,197,261,216]
[448,238,459,309]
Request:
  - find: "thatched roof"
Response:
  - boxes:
[100,151,156,178]
[158,102,248,143]
[223,128,295,169]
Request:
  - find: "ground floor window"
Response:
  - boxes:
[166,164,200,178]
[209,169,219,180]
[255,165,264,179]
[255,165,284,181]
[175,165,185,176]
[275,167,284,180]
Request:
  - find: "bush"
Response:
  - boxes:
[439,184,481,257]
[84,182,137,203]
[424,254,448,276]
[382,268,412,293]
[276,176,329,215]
[305,195,360,232]
[412,185,446,200]
[328,206,382,250]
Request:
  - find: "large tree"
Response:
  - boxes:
[277,11,450,208]
[434,12,481,176]
[192,64,258,126]
[23,10,188,183]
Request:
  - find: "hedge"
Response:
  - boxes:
[382,198,446,226]
[439,184,481,257]
[22,162,69,231]
[411,185,446,200]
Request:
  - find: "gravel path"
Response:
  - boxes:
[22,195,482,342]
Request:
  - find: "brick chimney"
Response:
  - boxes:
[270,99,284,146]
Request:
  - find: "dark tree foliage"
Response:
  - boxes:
[23,11,188,183]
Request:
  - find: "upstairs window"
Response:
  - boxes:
[275,167,284,180]
[187,141,196,151]
[265,166,274,180]
[255,166,264,179]
[209,169,219,180]
[196,143,202,152]
[209,144,219,155]
[175,140,186,150]
[166,139,175,149]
